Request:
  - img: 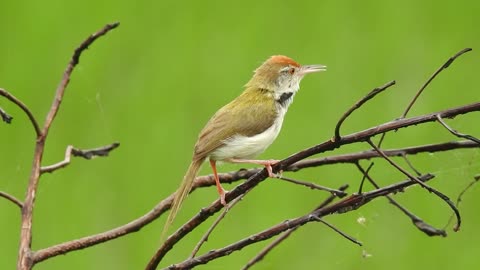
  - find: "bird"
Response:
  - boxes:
[163,55,326,237]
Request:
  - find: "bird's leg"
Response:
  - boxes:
[209,159,227,206]
[226,158,280,178]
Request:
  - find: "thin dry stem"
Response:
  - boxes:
[41,143,120,173]
[0,88,41,136]
[402,48,472,118]
[276,175,347,197]
[436,114,480,144]
[0,191,24,209]
[17,22,120,270]
[334,80,396,140]
[366,138,461,231]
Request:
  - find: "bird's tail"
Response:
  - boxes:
[161,158,205,241]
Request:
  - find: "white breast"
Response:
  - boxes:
[209,105,287,161]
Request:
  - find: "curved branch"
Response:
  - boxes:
[41,143,120,173]
[334,80,395,141]
[402,48,472,118]
[0,88,41,136]
[436,114,480,144]
[0,191,24,209]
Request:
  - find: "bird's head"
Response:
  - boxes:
[246,55,326,95]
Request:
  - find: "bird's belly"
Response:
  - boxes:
[209,118,283,161]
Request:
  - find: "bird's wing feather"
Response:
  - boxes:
[194,89,276,159]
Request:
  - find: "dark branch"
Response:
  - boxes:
[41,143,120,173]
[402,48,472,118]
[283,102,480,171]
[190,193,247,258]
[0,88,41,136]
[0,191,24,209]
[147,104,479,269]
[287,140,479,171]
[436,114,480,144]
[166,175,434,269]
[355,162,446,237]
[33,169,257,263]
[276,175,347,197]
[242,184,349,270]
[366,138,461,231]
[334,80,396,141]
[312,216,362,246]
[445,174,480,230]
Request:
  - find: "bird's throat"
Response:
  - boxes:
[276,92,294,107]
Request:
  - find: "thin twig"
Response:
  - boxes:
[436,114,480,144]
[401,153,422,176]
[312,216,362,246]
[41,143,120,173]
[402,48,472,118]
[190,192,248,258]
[277,175,347,197]
[355,162,446,237]
[287,140,480,171]
[366,138,461,232]
[444,175,480,230]
[166,175,434,269]
[17,22,120,270]
[357,162,374,194]
[334,80,396,141]
[0,191,24,209]
[242,184,350,270]
[0,106,13,123]
[0,88,41,136]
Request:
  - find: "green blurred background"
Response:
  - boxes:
[1,0,479,269]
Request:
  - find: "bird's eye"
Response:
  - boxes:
[280,66,295,74]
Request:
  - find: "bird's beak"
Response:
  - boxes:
[299,64,327,75]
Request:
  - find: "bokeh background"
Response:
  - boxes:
[1,1,479,269]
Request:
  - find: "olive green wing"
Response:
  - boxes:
[193,90,276,159]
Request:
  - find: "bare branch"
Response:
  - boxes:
[355,162,446,237]
[402,48,472,118]
[436,114,480,144]
[190,192,247,258]
[445,175,480,229]
[282,102,480,170]
[334,80,396,141]
[41,143,120,173]
[0,106,13,123]
[32,169,257,263]
[18,22,120,270]
[242,184,349,270]
[166,175,434,269]
[276,175,347,197]
[401,153,422,176]
[41,22,120,137]
[287,140,479,171]
[312,216,362,246]
[357,162,374,194]
[366,138,461,231]
[0,88,41,136]
[0,191,24,209]
[147,104,478,269]
[33,123,478,265]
